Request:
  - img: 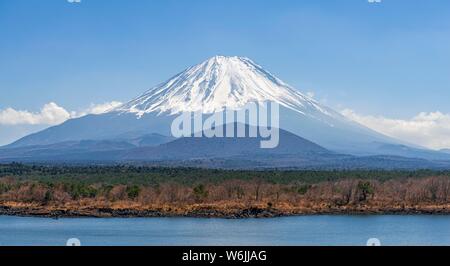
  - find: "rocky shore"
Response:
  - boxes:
[1,204,450,218]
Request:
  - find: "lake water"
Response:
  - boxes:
[0,215,450,246]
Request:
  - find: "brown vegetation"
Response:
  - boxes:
[1,175,450,217]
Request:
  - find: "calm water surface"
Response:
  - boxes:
[1,215,450,246]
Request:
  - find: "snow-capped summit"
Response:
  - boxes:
[9,55,428,161]
[115,56,329,115]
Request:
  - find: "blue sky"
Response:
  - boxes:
[1,0,450,148]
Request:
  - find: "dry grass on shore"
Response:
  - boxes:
[1,176,450,216]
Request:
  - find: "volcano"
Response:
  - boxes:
[3,56,449,166]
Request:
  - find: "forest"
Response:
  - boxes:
[1,163,450,217]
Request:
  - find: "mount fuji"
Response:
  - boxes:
[2,56,449,167]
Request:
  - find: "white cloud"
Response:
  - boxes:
[0,102,70,126]
[87,101,122,114]
[342,109,450,150]
[4,101,449,150]
[73,101,123,117]
[0,101,122,126]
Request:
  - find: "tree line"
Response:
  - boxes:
[0,163,450,208]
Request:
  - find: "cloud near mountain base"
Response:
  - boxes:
[342,109,450,150]
[0,101,122,126]
[2,101,450,151]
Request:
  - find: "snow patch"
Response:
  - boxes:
[114,56,331,117]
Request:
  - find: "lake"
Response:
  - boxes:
[0,215,450,246]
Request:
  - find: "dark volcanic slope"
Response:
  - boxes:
[2,124,450,169]
[123,127,329,160]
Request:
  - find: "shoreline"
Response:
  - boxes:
[2,205,450,219]
[2,164,450,220]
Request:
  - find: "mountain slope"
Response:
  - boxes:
[116,55,329,115]
[122,125,329,160]
[0,126,331,162]
[5,55,450,162]
[441,149,450,154]
[3,126,448,170]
